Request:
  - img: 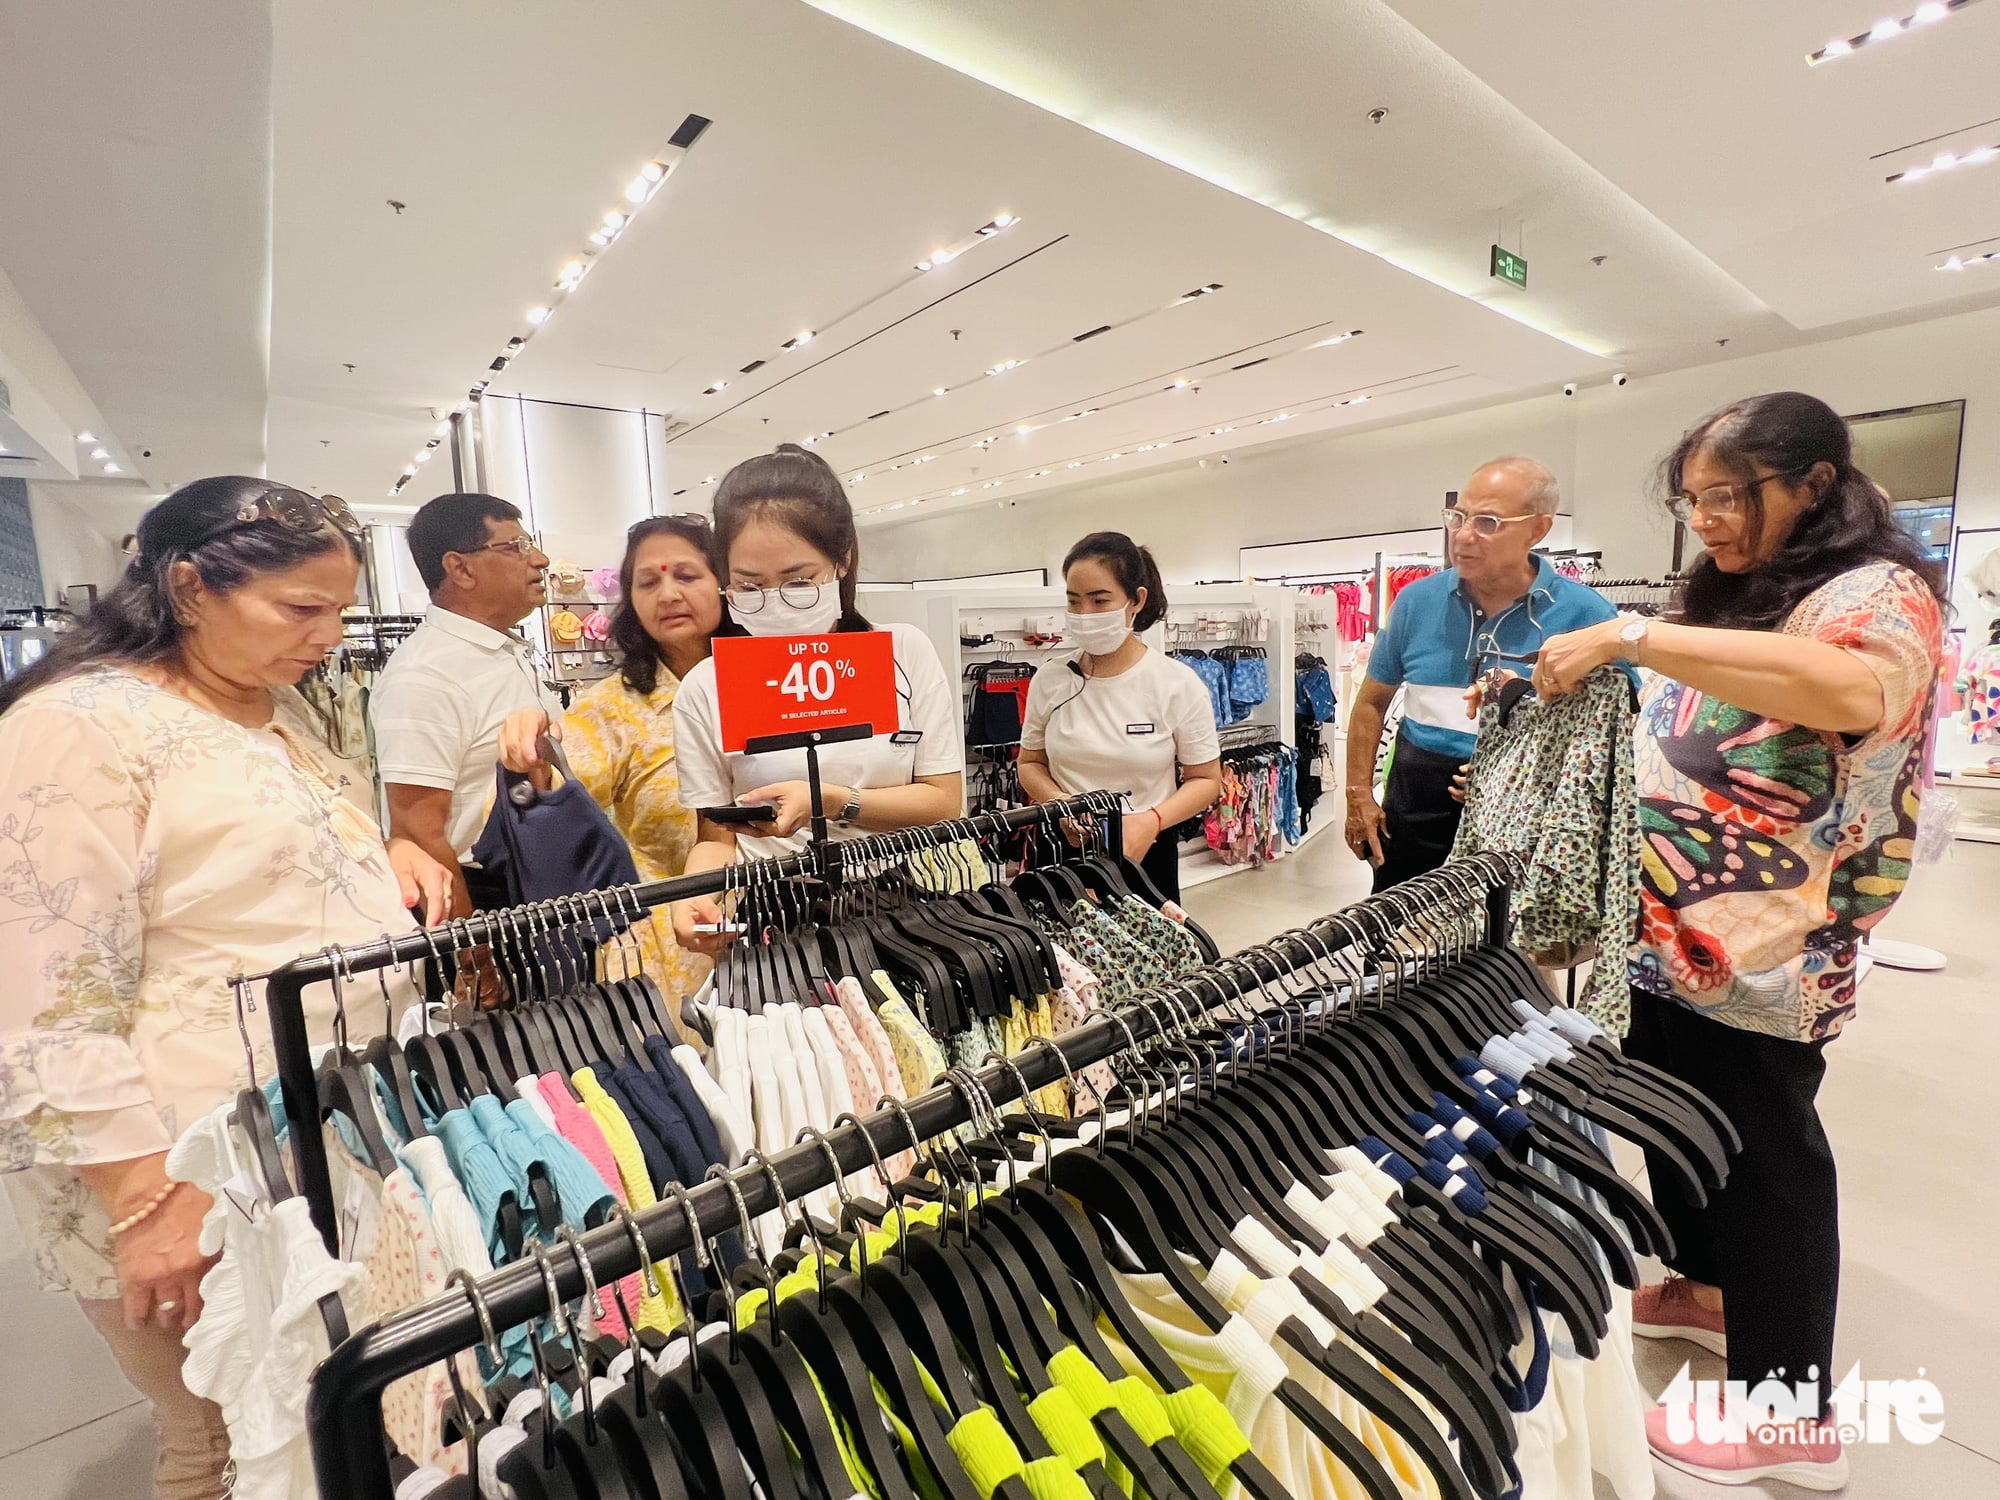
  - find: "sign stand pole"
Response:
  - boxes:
[742,722,875,886]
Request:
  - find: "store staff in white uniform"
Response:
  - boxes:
[1017,531,1222,903]
[672,444,964,953]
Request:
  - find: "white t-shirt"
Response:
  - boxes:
[370,605,562,861]
[673,621,965,860]
[1021,646,1220,814]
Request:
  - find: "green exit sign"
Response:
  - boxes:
[1490,244,1528,289]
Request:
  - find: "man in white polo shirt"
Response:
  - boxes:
[373,492,559,917]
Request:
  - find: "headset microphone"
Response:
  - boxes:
[1067,660,1085,678]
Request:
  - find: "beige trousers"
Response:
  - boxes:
[77,1296,232,1500]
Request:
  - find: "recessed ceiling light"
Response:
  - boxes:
[89,446,109,460]
[1067,462,1083,469]
[933,387,948,397]
[588,231,610,247]
[434,421,451,438]
[626,176,652,204]
[603,210,627,231]
[703,381,729,395]
[102,462,121,474]
[527,306,550,325]
[1810,0,1981,62]
[415,448,434,464]
[782,331,814,350]
[1016,425,1032,436]
[953,487,969,496]
[702,475,718,485]
[401,465,417,478]
[77,431,96,443]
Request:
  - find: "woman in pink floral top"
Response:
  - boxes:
[1534,392,1946,1489]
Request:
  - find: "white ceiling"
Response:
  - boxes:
[1383,0,2000,332]
[5,0,1998,538]
[0,0,271,528]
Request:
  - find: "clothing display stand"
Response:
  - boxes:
[298,852,1526,1498]
[256,790,1123,1256]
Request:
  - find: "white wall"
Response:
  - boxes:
[28,484,124,602]
[862,304,2000,587]
[479,394,675,572]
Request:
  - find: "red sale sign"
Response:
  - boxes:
[714,631,900,753]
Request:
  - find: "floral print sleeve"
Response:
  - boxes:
[0,699,172,1170]
[0,668,421,1295]
[1630,563,1944,1041]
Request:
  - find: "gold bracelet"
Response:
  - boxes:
[107,1182,179,1238]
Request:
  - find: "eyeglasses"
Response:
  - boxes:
[1441,508,1540,537]
[1667,468,1807,525]
[465,534,547,559]
[725,578,830,613]
[194,486,363,546]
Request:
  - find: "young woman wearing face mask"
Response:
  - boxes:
[671,445,964,953]
[1017,531,1223,902]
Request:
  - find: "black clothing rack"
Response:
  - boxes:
[261,791,1125,1259]
[301,852,1519,1498]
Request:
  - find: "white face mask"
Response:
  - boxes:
[733,584,845,638]
[1066,609,1133,656]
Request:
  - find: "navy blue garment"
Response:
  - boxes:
[588,1066,679,1200]
[643,1035,727,1168]
[598,1059,744,1275]
[469,763,639,988]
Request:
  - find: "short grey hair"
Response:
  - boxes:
[1474,456,1561,515]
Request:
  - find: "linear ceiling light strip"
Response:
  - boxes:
[1808,0,1979,63]
[696,214,1024,399]
[846,322,1363,484]
[800,282,1233,455]
[861,366,1459,516]
[1889,138,2000,184]
[669,230,1064,446]
[389,114,712,496]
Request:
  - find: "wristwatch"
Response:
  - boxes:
[1619,617,1649,665]
[836,787,864,826]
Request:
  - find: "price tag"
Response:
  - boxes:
[714,631,899,753]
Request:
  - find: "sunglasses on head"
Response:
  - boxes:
[628,512,712,537]
[192,486,364,546]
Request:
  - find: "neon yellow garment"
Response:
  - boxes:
[571,1067,679,1330]
[736,1261,883,1500]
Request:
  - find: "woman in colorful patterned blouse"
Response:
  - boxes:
[0,478,455,1500]
[1535,392,1946,1490]
[499,515,724,1012]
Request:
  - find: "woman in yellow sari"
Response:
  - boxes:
[501,516,723,1012]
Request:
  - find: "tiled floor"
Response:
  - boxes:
[2,833,1993,1498]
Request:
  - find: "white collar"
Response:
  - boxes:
[422,604,531,653]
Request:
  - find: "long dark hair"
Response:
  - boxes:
[1668,392,1946,631]
[712,443,871,631]
[0,476,362,715]
[611,515,722,695]
[1063,531,1169,631]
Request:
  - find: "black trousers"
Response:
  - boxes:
[1141,832,1182,905]
[1373,730,1465,893]
[1622,988,1840,1413]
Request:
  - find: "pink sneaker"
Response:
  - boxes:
[1646,1403,1850,1490]
[1632,1274,1727,1356]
